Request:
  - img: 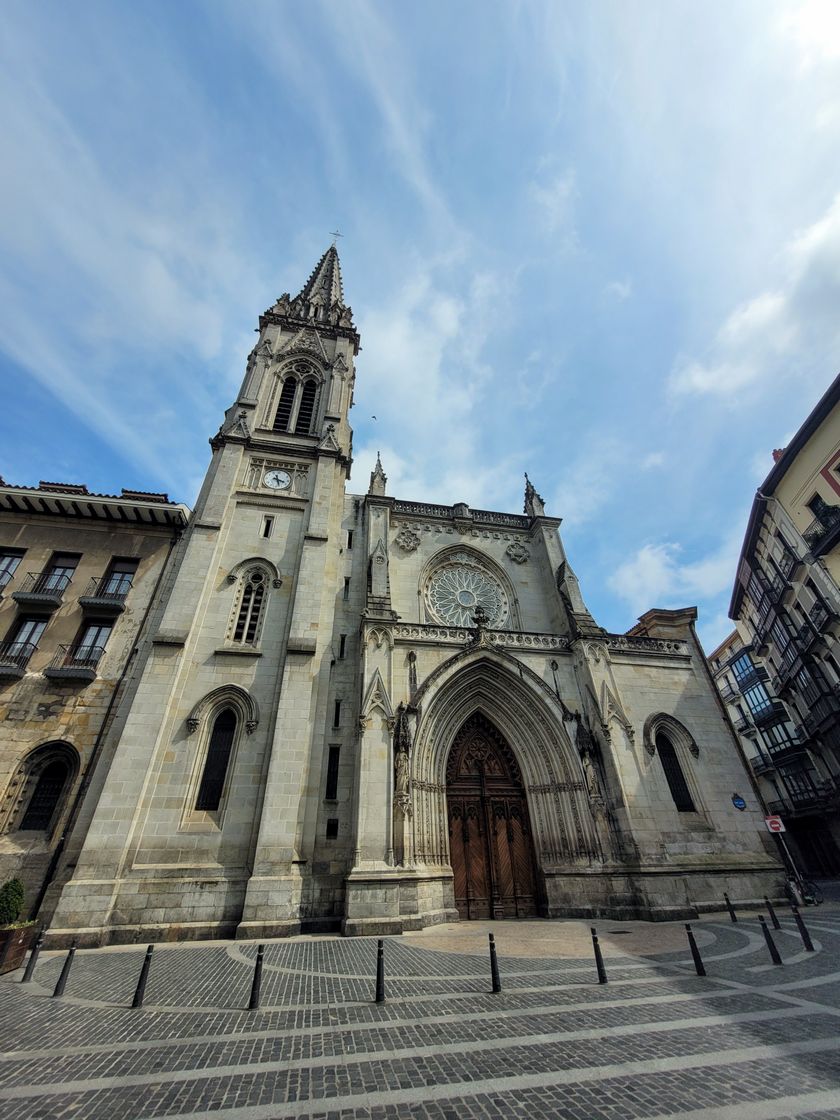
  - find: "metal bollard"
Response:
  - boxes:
[248,944,264,1010]
[791,906,815,952]
[131,945,155,1009]
[21,933,44,984]
[52,943,77,997]
[488,932,502,994]
[591,927,608,985]
[374,939,385,1004]
[764,897,781,931]
[685,923,706,977]
[758,916,782,966]
[724,893,738,922]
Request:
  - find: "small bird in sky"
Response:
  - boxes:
[371,415,377,420]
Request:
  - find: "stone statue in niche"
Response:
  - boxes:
[393,703,412,811]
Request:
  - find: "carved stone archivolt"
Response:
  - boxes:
[642,712,700,759]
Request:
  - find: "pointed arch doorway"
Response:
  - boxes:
[446,713,539,919]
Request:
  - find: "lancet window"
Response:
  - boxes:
[195,709,237,811]
[270,360,321,435]
[656,732,695,812]
[233,570,266,644]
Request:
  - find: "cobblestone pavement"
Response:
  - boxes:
[2,906,840,1119]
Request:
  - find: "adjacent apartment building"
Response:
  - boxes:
[712,373,840,877]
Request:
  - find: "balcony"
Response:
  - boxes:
[734,714,757,736]
[43,644,105,683]
[785,776,840,812]
[718,683,739,704]
[749,752,775,777]
[0,640,37,680]
[11,570,73,612]
[809,601,835,633]
[804,506,840,556]
[733,664,769,691]
[78,574,132,616]
[803,689,840,737]
[752,700,790,728]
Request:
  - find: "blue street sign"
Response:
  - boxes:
[731,794,747,811]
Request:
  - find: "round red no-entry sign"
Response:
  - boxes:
[765,815,786,833]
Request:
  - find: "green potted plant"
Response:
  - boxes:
[0,878,37,974]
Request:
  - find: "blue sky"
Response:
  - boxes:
[2,0,840,652]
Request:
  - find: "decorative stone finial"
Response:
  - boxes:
[369,451,387,496]
[524,472,546,517]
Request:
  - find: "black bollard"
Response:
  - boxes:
[375,939,385,1004]
[21,933,44,984]
[52,943,77,997]
[685,923,706,977]
[591,927,608,985]
[248,944,264,1010]
[488,932,502,994]
[791,906,815,953]
[758,916,782,966]
[724,892,738,922]
[131,944,155,1009]
[764,897,781,931]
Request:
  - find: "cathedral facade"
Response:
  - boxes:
[24,247,780,945]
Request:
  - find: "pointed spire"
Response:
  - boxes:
[369,451,387,496]
[524,472,546,517]
[262,245,355,331]
[298,244,345,309]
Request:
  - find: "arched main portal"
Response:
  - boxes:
[446,713,538,919]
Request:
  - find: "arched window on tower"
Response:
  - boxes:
[272,377,297,432]
[233,570,265,644]
[656,732,695,812]
[294,379,318,434]
[195,708,237,811]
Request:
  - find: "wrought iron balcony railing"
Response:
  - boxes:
[804,506,840,551]
[0,640,37,678]
[11,570,73,611]
[78,574,133,614]
[43,643,105,682]
[718,683,739,704]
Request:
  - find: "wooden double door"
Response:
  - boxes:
[446,713,539,920]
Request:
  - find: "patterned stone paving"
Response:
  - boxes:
[1,907,840,1119]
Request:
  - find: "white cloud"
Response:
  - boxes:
[780,0,840,69]
[605,279,632,301]
[669,194,840,398]
[529,166,577,239]
[641,451,665,470]
[608,526,744,618]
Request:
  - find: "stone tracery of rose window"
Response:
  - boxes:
[424,555,509,628]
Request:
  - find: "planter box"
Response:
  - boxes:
[0,925,37,974]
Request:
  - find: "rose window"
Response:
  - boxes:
[425,562,508,628]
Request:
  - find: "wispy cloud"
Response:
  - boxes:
[669,194,840,398]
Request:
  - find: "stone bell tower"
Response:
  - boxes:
[49,246,363,945]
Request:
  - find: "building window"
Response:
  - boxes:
[326,818,339,839]
[74,622,112,663]
[0,550,24,591]
[195,709,237,811]
[347,530,354,550]
[19,761,70,831]
[295,380,318,434]
[262,516,274,539]
[343,577,351,601]
[233,570,266,644]
[102,558,138,598]
[339,634,346,659]
[5,617,47,664]
[6,743,80,836]
[41,553,80,593]
[325,746,340,800]
[273,377,297,432]
[333,700,342,727]
[656,733,695,812]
